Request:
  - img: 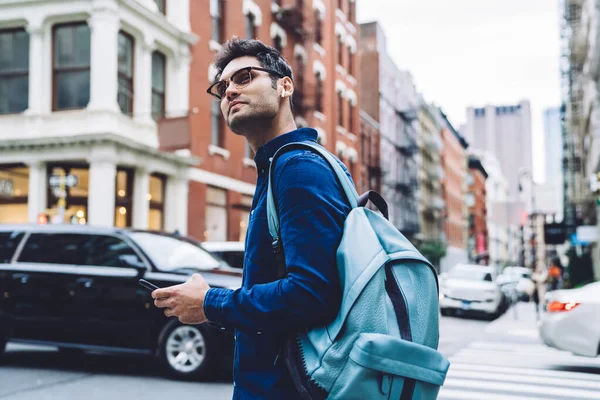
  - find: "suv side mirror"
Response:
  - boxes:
[118,254,146,269]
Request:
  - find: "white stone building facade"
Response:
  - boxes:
[0,0,197,232]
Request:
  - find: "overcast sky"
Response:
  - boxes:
[357,0,562,182]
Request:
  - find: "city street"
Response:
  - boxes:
[1,303,598,399]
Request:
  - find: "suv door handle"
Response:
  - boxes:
[75,277,94,288]
[12,273,29,283]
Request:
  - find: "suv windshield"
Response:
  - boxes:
[130,232,221,272]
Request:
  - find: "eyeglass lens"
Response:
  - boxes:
[215,69,252,98]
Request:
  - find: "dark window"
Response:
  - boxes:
[82,235,142,268]
[118,31,134,116]
[152,51,166,120]
[0,29,29,114]
[245,14,257,39]
[315,73,323,113]
[274,36,283,53]
[348,103,354,133]
[337,36,343,65]
[0,231,24,263]
[337,92,344,126]
[211,0,224,42]
[18,233,88,265]
[347,47,353,75]
[211,100,223,146]
[314,12,322,45]
[153,0,166,14]
[53,23,91,111]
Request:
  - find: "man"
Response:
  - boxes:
[152,38,354,399]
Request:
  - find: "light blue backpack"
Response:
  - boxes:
[267,142,450,400]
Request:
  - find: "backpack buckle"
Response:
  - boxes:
[272,238,281,253]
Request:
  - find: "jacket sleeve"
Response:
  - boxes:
[203,151,351,334]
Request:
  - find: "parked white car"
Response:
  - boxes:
[439,264,504,318]
[539,281,600,357]
[201,241,245,269]
[497,266,535,301]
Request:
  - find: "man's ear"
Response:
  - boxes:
[280,76,294,98]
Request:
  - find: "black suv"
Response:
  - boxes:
[0,224,241,380]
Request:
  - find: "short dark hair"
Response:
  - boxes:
[213,38,294,83]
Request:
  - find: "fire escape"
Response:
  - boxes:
[562,0,589,233]
[273,0,308,118]
[394,108,420,236]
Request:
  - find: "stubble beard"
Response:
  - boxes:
[227,101,278,137]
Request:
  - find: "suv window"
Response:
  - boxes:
[0,231,25,263]
[18,233,88,265]
[82,235,143,268]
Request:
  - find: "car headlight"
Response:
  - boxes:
[439,292,445,300]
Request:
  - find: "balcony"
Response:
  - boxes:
[275,0,305,40]
[396,135,419,157]
[395,176,419,194]
[157,115,190,152]
[428,165,445,181]
[397,108,418,122]
[427,196,445,211]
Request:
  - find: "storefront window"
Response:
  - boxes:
[0,165,29,223]
[114,168,133,228]
[205,186,227,241]
[149,173,165,231]
[46,165,88,224]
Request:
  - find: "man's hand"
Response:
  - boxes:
[152,274,211,324]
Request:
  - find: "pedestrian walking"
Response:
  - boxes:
[152,38,353,399]
[531,264,548,318]
[547,257,564,291]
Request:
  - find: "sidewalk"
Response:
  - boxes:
[485,302,541,341]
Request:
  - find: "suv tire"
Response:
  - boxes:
[158,320,216,381]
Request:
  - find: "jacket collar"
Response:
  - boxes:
[254,128,319,172]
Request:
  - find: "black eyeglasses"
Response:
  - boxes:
[206,66,286,100]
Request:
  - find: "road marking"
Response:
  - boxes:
[443,378,600,399]
[451,348,600,364]
[449,363,600,382]
[438,388,547,400]
[447,369,600,389]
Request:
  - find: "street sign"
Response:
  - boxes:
[49,174,78,188]
[544,223,566,245]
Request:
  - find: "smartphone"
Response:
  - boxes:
[139,279,160,292]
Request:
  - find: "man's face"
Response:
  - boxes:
[218,56,280,134]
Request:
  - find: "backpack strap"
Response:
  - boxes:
[266,142,359,278]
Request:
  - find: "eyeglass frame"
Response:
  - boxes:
[206,66,288,100]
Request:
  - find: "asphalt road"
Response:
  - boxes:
[0,308,526,400]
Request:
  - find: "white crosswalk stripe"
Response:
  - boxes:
[438,338,600,400]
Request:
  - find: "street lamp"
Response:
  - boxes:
[517,168,540,271]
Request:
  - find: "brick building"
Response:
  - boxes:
[467,156,489,264]
[167,0,361,242]
[358,110,381,194]
[359,21,420,238]
[440,111,469,273]
[417,101,445,244]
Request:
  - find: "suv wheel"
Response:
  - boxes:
[158,321,215,380]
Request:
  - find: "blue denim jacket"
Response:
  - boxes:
[204,128,353,399]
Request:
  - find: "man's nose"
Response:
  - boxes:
[225,81,241,101]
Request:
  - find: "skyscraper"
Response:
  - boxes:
[543,107,564,221]
[463,101,533,199]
